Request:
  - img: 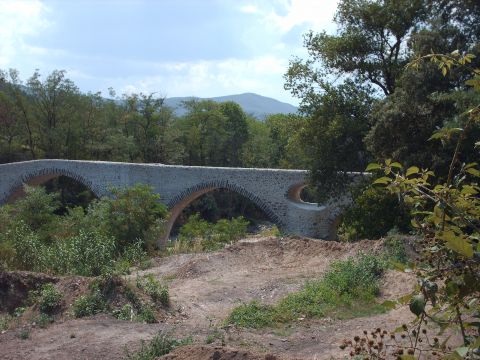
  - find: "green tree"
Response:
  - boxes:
[219,101,249,167]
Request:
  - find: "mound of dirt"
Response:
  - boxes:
[0,271,58,312]
[158,345,294,360]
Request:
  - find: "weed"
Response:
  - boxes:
[383,234,409,264]
[136,305,156,324]
[113,304,134,321]
[124,334,192,360]
[0,314,12,331]
[13,307,26,317]
[136,275,169,307]
[17,329,30,340]
[34,313,54,328]
[38,283,63,314]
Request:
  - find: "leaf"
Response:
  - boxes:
[455,346,469,357]
[365,163,381,171]
[442,353,462,360]
[471,337,480,349]
[466,167,480,177]
[406,166,420,177]
[438,231,474,258]
[381,300,397,310]
[398,293,414,305]
[400,356,416,360]
[373,177,391,185]
[390,162,403,169]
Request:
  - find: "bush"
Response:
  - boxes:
[226,253,388,328]
[13,185,59,238]
[38,283,63,314]
[0,222,46,271]
[339,185,411,241]
[173,214,249,253]
[136,305,157,324]
[106,184,168,252]
[113,304,134,321]
[48,230,116,276]
[72,290,106,318]
[34,313,54,328]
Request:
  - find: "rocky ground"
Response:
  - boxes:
[0,236,418,360]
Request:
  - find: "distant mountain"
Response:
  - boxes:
[164,93,298,119]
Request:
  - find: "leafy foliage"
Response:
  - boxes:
[0,184,166,276]
[170,214,249,253]
[136,275,169,307]
[339,185,411,241]
[364,53,480,356]
[37,283,63,314]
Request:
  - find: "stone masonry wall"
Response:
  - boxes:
[0,160,336,243]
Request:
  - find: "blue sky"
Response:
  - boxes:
[0,0,338,105]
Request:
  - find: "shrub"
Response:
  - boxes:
[106,184,168,252]
[174,214,249,253]
[113,304,134,321]
[136,305,157,324]
[0,314,12,331]
[13,185,59,237]
[72,290,106,318]
[339,185,411,241]
[49,230,116,276]
[0,223,46,271]
[38,283,63,314]
[34,313,54,328]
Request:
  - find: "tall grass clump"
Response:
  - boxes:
[226,253,387,328]
[124,333,192,360]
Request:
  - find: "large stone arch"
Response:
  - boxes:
[162,180,284,245]
[4,167,100,204]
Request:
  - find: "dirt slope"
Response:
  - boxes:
[0,236,416,360]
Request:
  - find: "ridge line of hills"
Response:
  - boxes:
[164,92,298,119]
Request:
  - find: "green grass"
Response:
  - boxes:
[226,253,388,329]
[124,334,192,360]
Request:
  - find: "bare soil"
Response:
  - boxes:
[0,236,417,360]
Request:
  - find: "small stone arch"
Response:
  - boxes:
[161,180,283,246]
[5,167,100,204]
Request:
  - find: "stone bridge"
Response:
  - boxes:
[0,160,340,245]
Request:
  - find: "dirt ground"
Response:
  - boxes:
[0,236,417,360]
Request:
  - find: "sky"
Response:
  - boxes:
[0,0,338,105]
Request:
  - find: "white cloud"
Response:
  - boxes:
[265,0,338,34]
[0,0,50,68]
[239,4,259,14]
[111,56,293,103]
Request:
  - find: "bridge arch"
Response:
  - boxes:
[162,180,284,245]
[5,167,100,204]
